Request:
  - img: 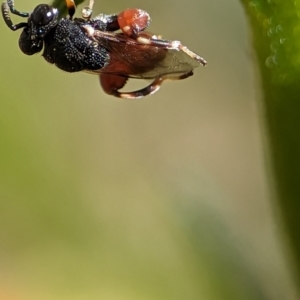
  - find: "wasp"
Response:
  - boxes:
[1,0,207,99]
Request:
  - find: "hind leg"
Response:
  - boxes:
[99,72,193,99]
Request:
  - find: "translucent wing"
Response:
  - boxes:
[88,30,203,79]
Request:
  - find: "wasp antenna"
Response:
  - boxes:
[65,0,76,19]
[6,0,29,17]
[1,2,28,31]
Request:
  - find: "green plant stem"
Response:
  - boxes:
[240,0,300,286]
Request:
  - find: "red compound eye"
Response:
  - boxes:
[118,8,150,37]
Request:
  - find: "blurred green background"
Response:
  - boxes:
[0,0,298,299]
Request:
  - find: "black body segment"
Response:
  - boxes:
[42,19,110,72]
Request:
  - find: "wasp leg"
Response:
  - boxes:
[99,74,129,97]
[100,72,193,99]
[65,0,76,19]
[81,0,93,19]
[82,0,118,30]
[81,0,119,31]
[92,14,120,31]
[1,2,27,31]
[114,77,162,99]
[103,15,119,31]
[89,8,150,34]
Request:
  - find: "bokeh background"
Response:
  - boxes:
[0,0,298,299]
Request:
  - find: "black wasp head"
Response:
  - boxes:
[19,4,58,55]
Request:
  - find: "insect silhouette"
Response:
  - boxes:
[2,0,207,98]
